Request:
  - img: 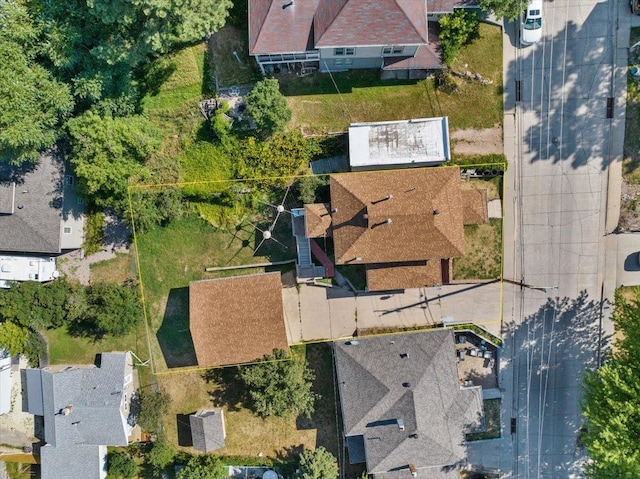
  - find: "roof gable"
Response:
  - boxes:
[37,352,132,447]
[330,168,465,265]
[314,0,427,48]
[334,330,483,474]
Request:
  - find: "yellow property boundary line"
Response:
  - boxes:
[127,163,507,377]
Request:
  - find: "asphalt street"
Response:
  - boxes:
[468,0,627,477]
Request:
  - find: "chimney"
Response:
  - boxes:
[397,419,405,431]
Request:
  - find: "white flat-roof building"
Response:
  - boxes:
[348,117,451,171]
[0,256,59,288]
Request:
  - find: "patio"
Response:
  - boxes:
[228,467,283,479]
[454,331,498,389]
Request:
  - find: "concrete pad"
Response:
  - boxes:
[282,286,302,344]
[355,289,437,332]
[326,287,357,338]
[488,199,502,219]
[299,285,332,341]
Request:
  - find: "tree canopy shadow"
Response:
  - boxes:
[201,366,247,412]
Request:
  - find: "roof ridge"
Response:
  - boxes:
[394,0,428,43]
[314,0,350,46]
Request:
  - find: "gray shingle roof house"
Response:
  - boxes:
[249,0,475,76]
[23,352,136,479]
[0,151,84,255]
[40,444,107,479]
[190,409,226,452]
[334,330,483,478]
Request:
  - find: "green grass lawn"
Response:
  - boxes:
[466,398,501,441]
[210,25,261,87]
[453,218,503,280]
[44,321,148,366]
[281,23,503,134]
[624,27,640,184]
[157,344,339,458]
[135,213,296,371]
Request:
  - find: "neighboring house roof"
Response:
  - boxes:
[314,0,427,47]
[24,352,134,448]
[427,0,477,14]
[189,272,289,367]
[0,349,11,415]
[249,0,319,54]
[190,409,226,452]
[249,0,441,55]
[461,188,489,225]
[40,444,107,479]
[0,153,63,254]
[305,203,333,237]
[382,39,443,71]
[348,118,450,170]
[334,329,483,475]
[366,260,442,291]
[330,168,465,265]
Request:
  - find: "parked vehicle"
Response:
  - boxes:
[521,0,543,46]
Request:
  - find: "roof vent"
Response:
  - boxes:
[60,406,73,416]
[400,353,409,359]
[402,382,411,388]
[410,433,419,439]
[433,209,440,215]
[385,218,392,225]
[282,1,293,8]
[397,419,405,431]
[17,204,24,209]
[363,213,369,219]
[409,464,417,477]
[331,208,338,213]
[347,340,360,346]
[355,256,362,261]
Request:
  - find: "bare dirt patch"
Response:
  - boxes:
[451,126,503,156]
[619,178,640,232]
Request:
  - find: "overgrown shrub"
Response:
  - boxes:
[137,389,170,433]
[439,10,480,66]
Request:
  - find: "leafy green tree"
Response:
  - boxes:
[235,131,320,186]
[0,1,73,164]
[137,389,170,433]
[176,454,225,479]
[0,321,45,366]
[477,0,526,21]
[33,0,232,107]
[66,111,161,211]
[128,187,185,233]
[439,10,480,67]
[581,288,640,478]
[70,282,141,339]
[237,348,318,419]
[107,451,138,479]
[297,175,329,204]
[147,437,177,474]
[0,280,75,330]
[298,447,339,479]
[245,78,291,136]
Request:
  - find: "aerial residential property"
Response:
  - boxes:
[297,167,488,291]
[21,352,137,479]
[334,329,483,478]
[248,0,475,76]
[0,152,84,287]
[189,272,290,367]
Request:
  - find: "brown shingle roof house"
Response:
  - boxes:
[189,273,289,367]
[328,167,486,290]
[248,0,476,76]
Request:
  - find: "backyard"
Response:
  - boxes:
[157,343,341,460]
[280,22,503,134]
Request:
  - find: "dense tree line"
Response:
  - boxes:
[581,288,640,477]
[0,279,142,364]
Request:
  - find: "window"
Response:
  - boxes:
[334,47,355,56]
[383,46,404,55]
[63,226,72,234]
[64,175,74,186]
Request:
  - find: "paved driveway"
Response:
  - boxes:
[282,281,504,345]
